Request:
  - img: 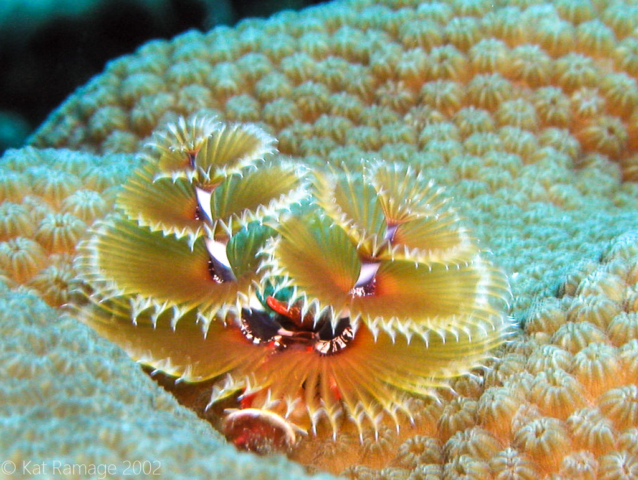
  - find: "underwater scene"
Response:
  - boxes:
[1,0,638,479]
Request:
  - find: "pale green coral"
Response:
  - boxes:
[0,287,331,480]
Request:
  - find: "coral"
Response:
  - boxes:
[0,168,28,203]
[525,298,567,341]
[571,343,621,398]
[419,80,464,116]
[507,44,552,88]
[489,448,539,480]
[494,99,538,130]
[4,0,638,478]
[468,38,509,74]
[600,72,638,118]
[465,73,514,111]
[61,190,109,223]
[532,17,575,57]
[557,450,598,480]
[453,107,495,137]
[436,397,478,441]
[551,321,609,353]
[513,417,572,473]
[566,407,616,455]
[0,237,46,284]
[526,344,573,374]
[394,436,442,469]
[608,311,638,345]
[35,213,87,254]
[576,270,625,302]
[555,53,597,93]
[442,454,491,479]
[0,202,34,240]
[618,428,638,455]
[533,87,571,127]
[425,45,468,81]
[529,368,586,419]
[576,115,628,157]
[598,384,638,429]
[482,6,524,47]
[26,256,78,307]
[443,427,501,461]
[615,38,638,76]
[575,19,615,58]
[598,451,638,480]
[538,128,580,161]
[476,387,525,440]
[566,293,621,329]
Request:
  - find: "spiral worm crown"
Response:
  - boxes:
[76,116,513,438]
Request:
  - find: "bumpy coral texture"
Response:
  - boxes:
[1,0,637,477]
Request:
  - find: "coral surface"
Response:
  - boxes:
[3,0,638,478]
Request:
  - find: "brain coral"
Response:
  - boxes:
[2,0,638,478]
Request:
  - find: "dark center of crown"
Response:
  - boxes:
[207,255,235,283]
[239,297,355,356]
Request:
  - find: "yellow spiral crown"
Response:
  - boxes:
[76,115,513,445]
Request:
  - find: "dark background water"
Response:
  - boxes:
[0,0,327,152]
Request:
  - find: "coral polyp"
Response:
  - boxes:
[76,115,512,459]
